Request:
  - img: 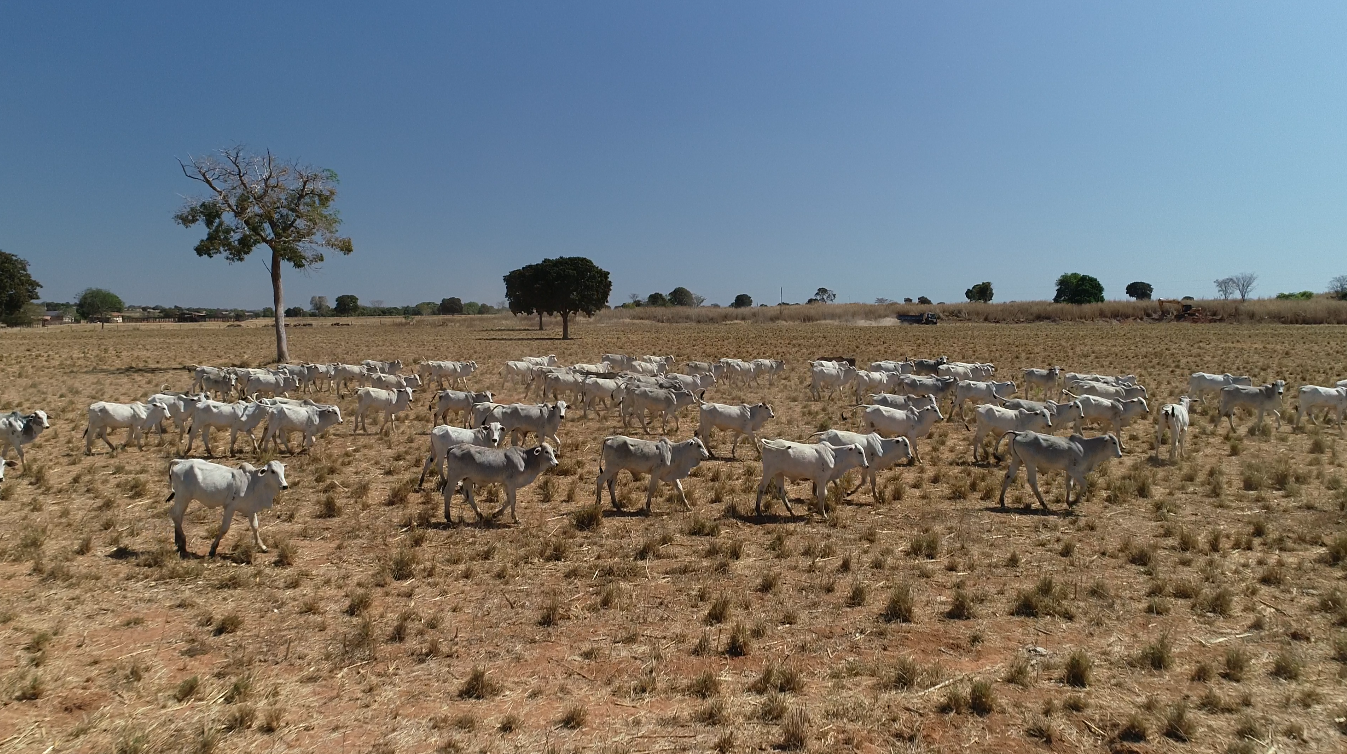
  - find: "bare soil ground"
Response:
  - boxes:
[0,317,1344,754]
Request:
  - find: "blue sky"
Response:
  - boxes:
[3,2,1345,308]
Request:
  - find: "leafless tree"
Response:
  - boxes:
[1214,277,1235,300]
[1230,272,1257,302]
[1328,275,1347,300]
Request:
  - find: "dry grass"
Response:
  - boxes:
[0,316,1344,751]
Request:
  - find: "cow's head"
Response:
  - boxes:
[686,437,710,461]
[553,401,567,420]
[534,443,559,470]
[482,422,504,447]
[321,406,344,425]
[23,410,51,440]
[1273,380,1286,396]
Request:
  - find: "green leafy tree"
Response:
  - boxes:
[813,287,836,304]
[76,288,124,322]
[334,294,360,316]
[1054,273,1105,304]
[309,295,331,314]
[646,292,669,307]
[439,297,464,315]
[503,256,612,339]
[668,287,697,307]
[0,251,42,326]
[964,281,993,303]
[175,146,353,363]
[1125,281,1153,300]
[731,293,753,309]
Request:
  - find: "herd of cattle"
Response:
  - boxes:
[0,352,1339,559]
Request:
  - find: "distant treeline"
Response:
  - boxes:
[596,298,1347,326]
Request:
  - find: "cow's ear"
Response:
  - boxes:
[239,462,257,473]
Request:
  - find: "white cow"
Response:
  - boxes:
[430,389,493,426]
[578,378,624,419]
[684,361,725,378]
[750,359,786,385]
[190,366,230,394]
[950,380,1017,421]
[996,432,1122,509]
[970,405,1052,463]
[0,410,50,473]
[595,436,710,512]
[521,355,558,367]
[300,363,335,393]
[199,371,238,400]
[362,359,404,375]
[755,439,868,520]
[809,362,856,400]
[332,364,372,397]
[85,400,171,453]
[502,360,535,389]
[184,399,270,456]
[167,459,288,557]
[1155,396,1193,461]
[868,360,914,374]
[1216,381,1286,430]
[1065,380,1146,402]
[1000,398,1085,431]
[858,405,943,462]
[1022,367,1061,400]
[853,370,899,403]
[354,387,415,433]
[866,393,938,412]
[620,386,699,433]
[240,371,299,399]
[479,402,567,446]
[1071,395,1149,449]
[260,403,344,454]
[367,372,422,392]
[894,375,959,402]
[418,360,478,388]
[697,402,775,459]
[812,429,913,502]
[441,443,558,524]
[416,422,505,490]
[1297,385,1347,428]
[542,371,587,405]
[1188,372,1253,401]
[661,372,716,394]
[148,390,207,445]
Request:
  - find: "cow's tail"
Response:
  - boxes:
[1062,390,1079,399]
[993,431,1019,463]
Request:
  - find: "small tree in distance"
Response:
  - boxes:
[917,296,932,305]
[1230,272,1257,302]
[334,294,360,316]
[964,282,993,303]
[731,293,753,308]
[646,292,669,307]
[1125,282,1153,301]
[503,256,611,339]
[1054,273,1105,304]
[1329,275,1347,300]
[77,288,124,322]
[812,287,836,304]
[668,287,697,307]
[439,297,464,315]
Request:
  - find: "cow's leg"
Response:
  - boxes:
[168,491,191,556]
[777,475,795,516]
[417,453,438,491]
[812,479,829,521]
[209,507,235,557]
[248,512,267,552]
[729,432,740,459]
[1024,464,1047,509]
[997,454,1020,507]
[672,479,692,511]
[644,475,659,514]
[101,427,116,452]
[1067,473,1087,507]
[1271,410,1281,430]
[754,472,770,515]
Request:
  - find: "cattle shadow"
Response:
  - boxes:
[601,508,648,519]
[87,366,180,375]
[980,504,1076,518]
[474,336,575,342]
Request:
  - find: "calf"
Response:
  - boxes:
[858,405,943,462]
[416,421,505,490]
[697,402,775,458]
[1216,381,1286,430]
[441,443,558,523]
[0,410,51,472]
[260,403,344,454]
[167,459,287,557]
[1298,385,1347,428]
[970,405,1052,463]
[996,432,1122,509]
[1156,396,1193,461]
[85,400,171,453]
[354,387,415,433]
[430,389,493,426]
[812,429,913,502]
[755,439,868,520]
[595,436,710,512]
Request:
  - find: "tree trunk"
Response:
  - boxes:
[538,312,544,331]
[271,248,289,363]
[561,311,570,340]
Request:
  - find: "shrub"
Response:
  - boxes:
[881,583,915,623]
[969,679,995,715]
[457,666,499,699]
[1063,649,1091,687]
[779,707,810,750]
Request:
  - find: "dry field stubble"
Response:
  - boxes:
[1,316,1345,753]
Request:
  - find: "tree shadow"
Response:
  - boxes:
[980,504,1075,518]
[474,336,572,342]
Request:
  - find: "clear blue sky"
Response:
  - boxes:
[3,2,1345,308]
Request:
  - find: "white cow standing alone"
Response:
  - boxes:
[85,400,170,453]
[996,431,1122,509]
[1216,381,1286,430]
[166,459,288,557]
[755,439,868,520]
[355,387,415,433]
[1155,396,1193,461]
[1296,385,1347,428]
[441,443,558,524]
[697,402,775,459]
[595,436,710,513]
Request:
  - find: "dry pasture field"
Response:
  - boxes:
[1,317,1345,754]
